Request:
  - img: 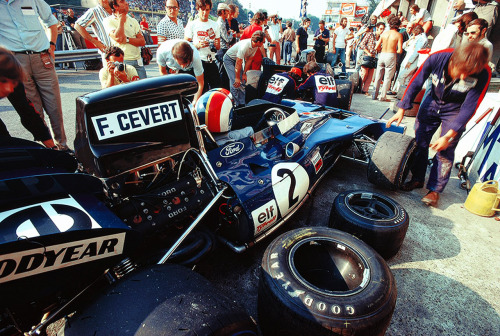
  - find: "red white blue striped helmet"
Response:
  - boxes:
[196,88,234,133]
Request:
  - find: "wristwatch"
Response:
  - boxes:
[49,41,56,47]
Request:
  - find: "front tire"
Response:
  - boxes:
[258,227,397,336]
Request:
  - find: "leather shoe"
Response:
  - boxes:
[421,191,439,207]
[401,180,424,191]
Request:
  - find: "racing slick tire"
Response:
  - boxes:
[258,227,397,336]
[329,190,410,259]
[367,132,416,190]
[61,264,257,336]
[336,80,353,111]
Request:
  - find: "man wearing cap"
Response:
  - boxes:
[262,68,302,103]
[216,2,232,89]
[157,39,205,104]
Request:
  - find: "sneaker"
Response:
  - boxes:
[421,191,439,207]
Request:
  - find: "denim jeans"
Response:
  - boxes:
[223,54,245,106]
[284,41,293,64]
[124,59,147,79]
[330,47,346,72]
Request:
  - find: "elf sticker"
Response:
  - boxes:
[315,75,337,93]
[266,74,290,95]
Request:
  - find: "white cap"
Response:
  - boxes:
[217,3,230,11]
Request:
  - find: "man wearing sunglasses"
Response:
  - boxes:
[99,46,139,88]
[157,0,184,45]
[465,19,493,61]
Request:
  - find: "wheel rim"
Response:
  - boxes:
[289,237,370,297]
[345,192,397,220]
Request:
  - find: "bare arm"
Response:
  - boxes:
[129,31,146,47]
[193,74,204,104]
[397,34,403,54]
[233,57,243,87]
[75,23,107,52]
[48,24,58,59]
[295,35,300,52]
[110,14,127,44]
[375,34,383,52]
[331,32,337,53]
[159,64,168,75]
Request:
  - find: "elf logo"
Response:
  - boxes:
[315,75,337,93]
[252,199,278,235]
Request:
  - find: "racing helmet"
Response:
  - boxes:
[290,67,302,77]
[196,88,234,133]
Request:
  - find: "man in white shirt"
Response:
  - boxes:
[331,17,352,73]
[465,18,494,61]
[157,39,205,104]
[185,0,221,91]
[157,0,184,44]
[223,31,266,106]
[103,0,146,79]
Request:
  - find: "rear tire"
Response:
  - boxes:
[258,227,397,336]
[61,264,257,336]
[329,190,410,259]
[367,132,416,190]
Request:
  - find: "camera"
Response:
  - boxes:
[113,61,125,71]
[208,40,217,53]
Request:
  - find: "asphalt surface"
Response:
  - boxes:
[1,64,499,336]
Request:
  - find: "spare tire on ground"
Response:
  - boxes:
[329,190,410,259]
[367,131,416,190]
[60,264,257,336]
[258,227,397,336]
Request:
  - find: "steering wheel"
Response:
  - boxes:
[256,107,289,130]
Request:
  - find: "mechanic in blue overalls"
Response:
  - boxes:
[296,61,339,108]
[386,42,491,207]
[262,67,302,104]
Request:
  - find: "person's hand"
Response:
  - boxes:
[115,68,128,82]
[115,35,126,43]
[198,40,209,49]
[386,108,405,128]
[234,77,241,88]
[332,48,336,54]
[117,12,127,22]
[107,61,116,75]
[242,73,247,83]
[430,136,452,152]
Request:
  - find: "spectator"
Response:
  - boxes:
[313,20,330,63]
[372,17,403,102]
[241,11,268,70]
[157,39,205,103]
[357,24,377,95]
[465,19,493,61]
[282,22,296,65]
[345,27,355,68]
[0,0,69,150]
[394,25,428,92]
[104,0,147,79]
[268,14,283,65]
[387,43,491,207]
[65,9,87,49]
[216,3,232,89]
[297,61,339,107]
[140,15,154,45]
[157,0,184,44]
[75,0,113,59]
[262,67,302,103]
[0,47,56,149]
[353,14,378,70]
[228,4,240,45]
[430,12,478,53]
[331,17,352,73]
[185,0,221,91]
[473,0,498,38]
[223,31,266,106]
[408,4,433,34]
[295,17,311,62]
[99,46,139,88]
[397,10,409,28]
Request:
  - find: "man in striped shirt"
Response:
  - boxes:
[75,0,113,59]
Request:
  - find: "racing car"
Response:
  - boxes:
[0,74,414,335]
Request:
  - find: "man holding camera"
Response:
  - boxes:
[185,0,221,91]
[99,46,139,88]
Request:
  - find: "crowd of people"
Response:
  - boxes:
[0,0,496,208]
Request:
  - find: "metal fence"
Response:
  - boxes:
[54,45,158,64]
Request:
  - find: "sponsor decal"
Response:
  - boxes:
[314,75,337,93]
[252,199,279,235]
[0,233,126,283]
[311,152,323,174]
[355,6,368,17]
[0,196,102,240]
[220,141,244,157]
[91,100,182,140]
[340,2,356,15]
[300,122,313,135]
[266,74,290,95]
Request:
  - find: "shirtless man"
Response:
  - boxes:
[372,16,403,101]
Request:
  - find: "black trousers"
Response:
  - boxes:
[202,60,222,92]
[314,45,326,63]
